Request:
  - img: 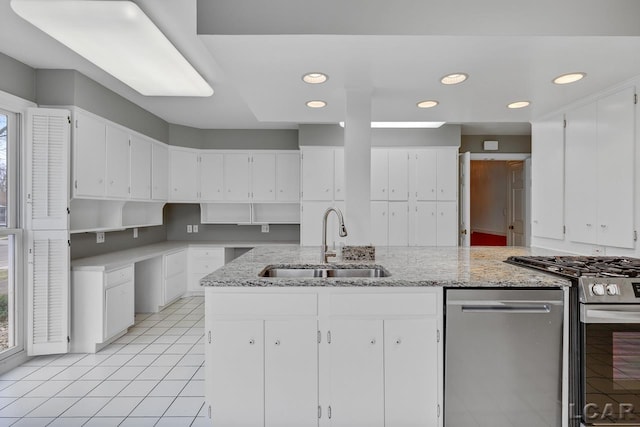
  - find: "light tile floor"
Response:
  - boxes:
[0,297,209,427]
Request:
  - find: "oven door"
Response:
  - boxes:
[581,304,640,425]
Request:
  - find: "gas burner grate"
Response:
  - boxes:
[505,256,640,279]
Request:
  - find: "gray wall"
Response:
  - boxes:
[460,135,531,154]
[70,225,167,260]
[0,52,36,102]
[36,70,170,143]
[164,204,300,243]
[299,124,461,147]
[169,125,299,150]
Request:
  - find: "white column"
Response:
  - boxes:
[344,89,372,245]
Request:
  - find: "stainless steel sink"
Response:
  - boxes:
[258,265,390,278]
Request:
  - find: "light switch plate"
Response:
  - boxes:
[193,225,199,233]
[186,225,193,233]
[133,228,138,238]
[96,232,105,243]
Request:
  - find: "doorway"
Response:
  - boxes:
[465,159,529,246]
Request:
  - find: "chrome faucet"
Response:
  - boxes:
[321,207,348,263]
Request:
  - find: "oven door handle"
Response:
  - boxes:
[582,308,640,323]
[461,304,551,314]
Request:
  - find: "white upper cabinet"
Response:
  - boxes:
[437,148,458,201]
[371,149,389,200]
[596,87,635,248]
[388,150,409,201]
[130,135,151,200]
[531,114,565,240]
[199,152,224,201]
[251,154,276,201]
[276,153,300,202]
[565,103,597,244]
[73,111,106,198]
[413,150,437,200]
[224,153,251,201]
[301,148,334,200]
[412,148,456,201]
[151,142,168,201]
[334,148,345,201]
[169,147,199,201]
[105,125,130,199]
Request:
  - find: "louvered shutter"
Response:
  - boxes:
[25,108,70,230]
[27,230,69,355]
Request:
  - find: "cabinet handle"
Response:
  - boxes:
[328,406,332,419]
[586,223,592,227]
[395,338,402,345]
[391,189,395,192]
[370,338,376,345]
[249,339,255,345]
[208,331,211,344]
[274,340,280,346]
[601,224,607,228]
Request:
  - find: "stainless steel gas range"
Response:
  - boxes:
[507,256,640,427]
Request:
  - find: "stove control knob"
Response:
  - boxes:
[592,283,606,296]
[606,284,619,296]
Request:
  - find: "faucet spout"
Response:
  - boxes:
[321,207,348,263]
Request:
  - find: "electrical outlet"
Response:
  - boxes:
[187,225,193,233]
[261,224,269,233]
[96,232,105,243]
[133,228,138,239]
[193,225,198,233]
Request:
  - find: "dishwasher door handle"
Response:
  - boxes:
[461,304,551,314]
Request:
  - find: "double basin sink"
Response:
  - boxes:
[259,264,390,278]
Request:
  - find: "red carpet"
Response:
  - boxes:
[471,232,507,246]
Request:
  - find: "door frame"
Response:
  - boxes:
[462,153,532,247]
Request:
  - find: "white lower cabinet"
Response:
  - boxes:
[411,201,458,246]
[71,265,135,352]
[205,289,442,427]
[164,249,187,305]
[188,247,225,295]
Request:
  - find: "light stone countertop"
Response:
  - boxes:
[200,245,572,288]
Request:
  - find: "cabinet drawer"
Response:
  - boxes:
[330,293,437,316]
[209,293,317,316]
[165,250,187,277]
[105,265,134,288]
[191,257,224,275]
[190,247,224,259]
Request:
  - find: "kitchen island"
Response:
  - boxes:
[201,246,570,427]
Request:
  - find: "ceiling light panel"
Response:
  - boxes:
[440,73,468,85]
[302,72,328,84]
[11,0,213,97]
[507,101,531,109]
[553,72,586,85]
[339,122,445,128]
[417,100,439,108]
[306,100,327,108]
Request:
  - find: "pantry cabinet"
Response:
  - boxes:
[370,201,409,246]
[412,148,457,201]
[204,288,442,427]
[370,149,409,201]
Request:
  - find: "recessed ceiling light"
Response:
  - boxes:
[306,100,327,108]
[553,72,586,85]
[440,73,468,85]
[417,100,439,109]
[11,0,213,97]
[507,101,530,109]
[302,72,328,84]
[338,121,445,128]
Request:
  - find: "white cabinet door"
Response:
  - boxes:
[104,281,134,340]
[388,150,409,201]
[370,201,388,246]
[209,320,264,427]
[413,202,437,246]
[437,148,458,201]
[252,153,276,201]
[74,111,106,198]
[437,201,458,246]
[164,250,187,304]
[151,143,168,201]
[130,135,151,200]
[329,319,384,427]
[334,148,344,201]
[224,153,251,201]
[388,202,408,246]
[276,153,300,202]
[384,318,438,427]
[169,148,199,201]
[531,115,565,240]
[264,319,318,427]
[105,125,131,199]
[371,149,389,200]
[565,102,597,245]
[596,87,635,249]
[414,150,437,201]
[199,152,224,201]
[302,149,334,200]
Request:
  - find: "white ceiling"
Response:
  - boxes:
[2,0,640,135]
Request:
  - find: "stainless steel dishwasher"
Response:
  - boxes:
[445,288,564,427]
